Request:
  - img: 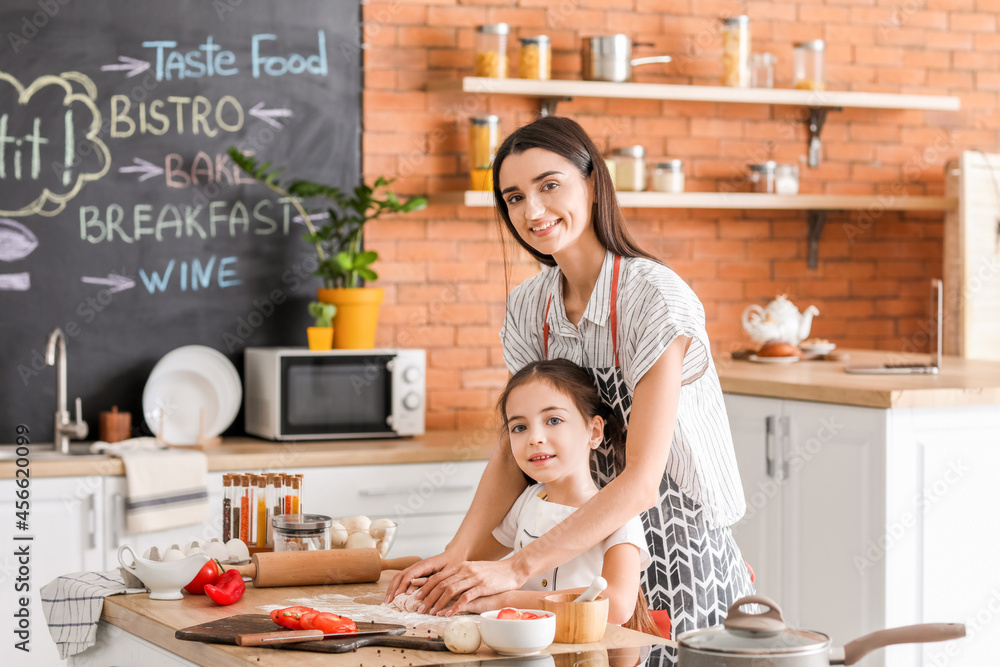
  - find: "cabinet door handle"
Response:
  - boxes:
[765,416,776,478]
[86,493,97,550]
[359,485,474,497]
[780,415,791,480]
[112,492,123,548]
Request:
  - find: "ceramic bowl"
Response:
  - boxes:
[479,609,557,656]
[118,544,210,600]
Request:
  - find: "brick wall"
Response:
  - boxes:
[360,0,996,430]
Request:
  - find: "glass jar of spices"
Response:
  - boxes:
[469,115,500,191]
[273,514,332,552]
[721,15,751,87]
[793,40,825,91]
[475,23,510,78]
[651,160,685,193]
[610,146,647,192]
[519,35,551,80]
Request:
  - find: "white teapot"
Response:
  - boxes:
[741,295,819,346]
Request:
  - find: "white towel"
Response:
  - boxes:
[91,437,210,533]
[40,569,146,659]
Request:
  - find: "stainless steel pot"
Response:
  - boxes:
[581,35,672,82]
[678,595,965,666]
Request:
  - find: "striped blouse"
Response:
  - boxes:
[499,250,746,528]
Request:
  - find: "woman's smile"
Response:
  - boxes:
[529,219,561,235]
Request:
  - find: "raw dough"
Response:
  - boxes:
[388,591,423,613]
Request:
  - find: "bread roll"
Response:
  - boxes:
[758,341,800,358]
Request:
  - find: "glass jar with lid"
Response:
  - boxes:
[273,514,332,552]
[518,35,551,80]
[774,164,799,194]
[475,23,510,78]
[469,116,500,191]
[721,15,751,87]
[749,161,777,193]
[793,40,825,91]
[750,52,776,88]
[651,160,685,193]
[610,146,646,192]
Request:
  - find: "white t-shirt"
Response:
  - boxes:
[492,483,651,592]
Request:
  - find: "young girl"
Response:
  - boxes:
[461,358,656,632]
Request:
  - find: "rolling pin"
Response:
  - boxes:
[223,548,419,588]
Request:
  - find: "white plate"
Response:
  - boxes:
[748,354,800,364]
[799,343,837,355]
[143,369,221,444]
[147,346,241,440]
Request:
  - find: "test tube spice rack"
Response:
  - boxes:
[222,472,304,555]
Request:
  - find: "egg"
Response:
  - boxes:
[204,539,229,561]
[161,545,186,562]
[329,521,348,547]
[226,538,250,563]
[142,546,162,562]
[182,540,200,554]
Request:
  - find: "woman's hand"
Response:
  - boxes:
[415,558,526,616]
[383,551,457,603]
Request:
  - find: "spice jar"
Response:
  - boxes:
[793,40,825,91]
[721,15,751,87]
[610,146,646,192]
[273,514,332,552]
[519,35,551,80]
[475,23,509,78]
[749,161,777,193]
[651,160,685,193]
[774,164,800,194]
[469,115,500,191]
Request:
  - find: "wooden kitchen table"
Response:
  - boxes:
[81,572,672,666]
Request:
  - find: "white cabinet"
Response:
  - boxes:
[0,476,105,667]
[726,394,1000,667]
[278,461,487,558]
[102,473,227,571]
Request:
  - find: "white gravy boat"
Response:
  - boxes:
[118,544,210,600]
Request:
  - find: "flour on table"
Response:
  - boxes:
[260,593,449,632]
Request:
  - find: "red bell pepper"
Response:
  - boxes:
[204,568,245,605]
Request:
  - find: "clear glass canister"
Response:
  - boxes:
[775,164,799,194]
[793,40,825,90]
[519,35,551,80]
[469,115,500,191]
[611,146,646,192]
[749,161,777,193]
[750,52,776,88]
[651,160,685,193]
[721,15,751,87]
[475,23,509,78]
[273,514,332,552]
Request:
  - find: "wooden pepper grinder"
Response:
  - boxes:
[99,406,132,443]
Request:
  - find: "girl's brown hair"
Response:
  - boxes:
[491,116,660,268]
[495,359,662,637]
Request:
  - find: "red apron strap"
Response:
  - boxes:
[543,294,553,360]
[610,255,621,367]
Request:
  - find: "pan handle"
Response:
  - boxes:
[629,56,672,67]
[832,623,966,665]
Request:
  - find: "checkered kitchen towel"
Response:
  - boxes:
[40,569,146,658]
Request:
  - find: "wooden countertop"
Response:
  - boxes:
[716,349,1000,409]
[0,430,493,480]
[100,572,671,666]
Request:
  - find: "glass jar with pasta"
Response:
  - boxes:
[475,23,509,78]
[721,15,750,87]
[469,116,500,191]
[793,40,826,91]
[518,35,551,80]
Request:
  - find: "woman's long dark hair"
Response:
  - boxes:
[491,116,659,268]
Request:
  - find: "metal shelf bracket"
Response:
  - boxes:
[805,107,842,168]
[807,209,828,269]
[538,97,573,117]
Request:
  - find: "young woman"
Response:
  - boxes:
[386,116,753,638]
[452,358,655,631]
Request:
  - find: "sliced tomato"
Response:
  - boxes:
[312,612,358,635]
[497,608,521,620]
[519,612,541,620]
[272,606,316,631]
[298,612,322,630]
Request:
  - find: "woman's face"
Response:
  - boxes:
[498,148,596,257]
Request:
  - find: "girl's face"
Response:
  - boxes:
[504,379,603,486]
[498,148,597,257]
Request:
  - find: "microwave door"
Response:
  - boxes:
[280,356,393,437]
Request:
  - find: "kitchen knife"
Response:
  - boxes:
[222,548,420,588]
[236,627,392,646]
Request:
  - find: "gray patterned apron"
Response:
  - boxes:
[543,255,755,639]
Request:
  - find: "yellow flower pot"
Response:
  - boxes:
[306,326,334,351]
[316,287,384,349]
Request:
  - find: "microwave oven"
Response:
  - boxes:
[244,348,425,440]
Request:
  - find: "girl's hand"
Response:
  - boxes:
[416,559,525,616]
[383,551,455,603]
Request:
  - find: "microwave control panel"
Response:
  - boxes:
[388,349,425,435]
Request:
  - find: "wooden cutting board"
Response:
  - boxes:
[175,614,448,654]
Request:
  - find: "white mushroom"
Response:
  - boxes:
[369,518,395,539]
[345,532,377,549]
[330,521,349,547]
[340,515,371,531]
[376,539,390,558]
[443,617,482,654]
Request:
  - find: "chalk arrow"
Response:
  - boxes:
[81,273,135,293]
[249,102,294,128]
[101,56,151,78]
[119,158,164,182]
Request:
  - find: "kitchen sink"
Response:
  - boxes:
[0,443,106,461]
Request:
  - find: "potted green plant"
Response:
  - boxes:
[227,148,426,349]
[307,301,337,350]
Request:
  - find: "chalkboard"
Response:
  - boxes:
[0,0,361,444]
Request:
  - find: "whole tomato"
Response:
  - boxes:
[184,559,221,595]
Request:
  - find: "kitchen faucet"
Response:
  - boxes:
[45,327,88,453]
